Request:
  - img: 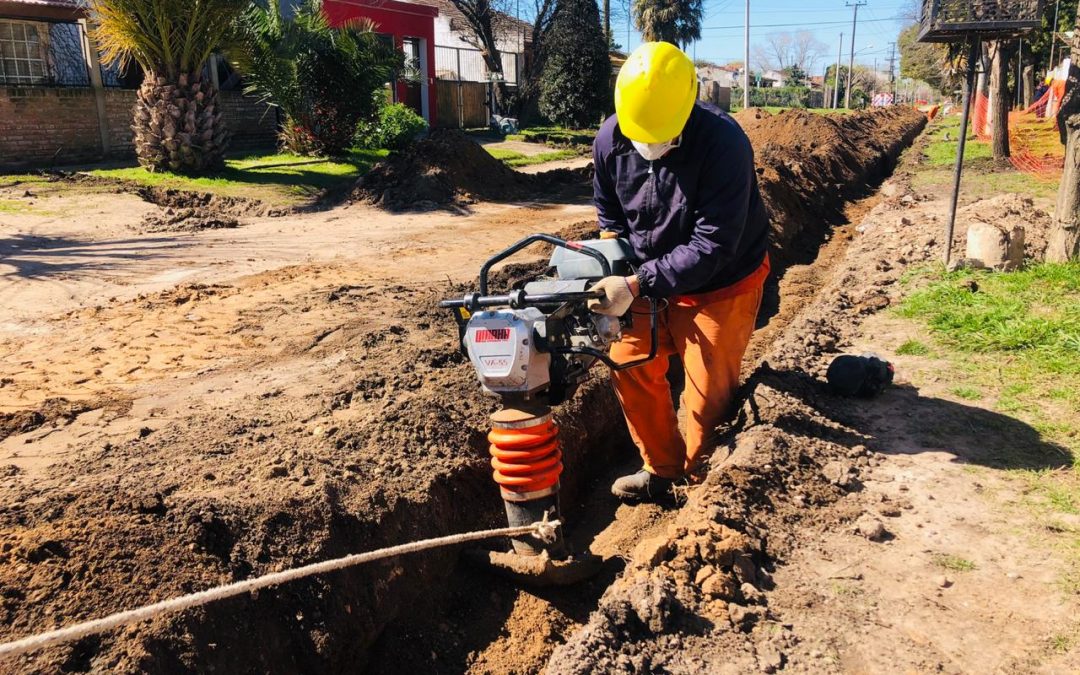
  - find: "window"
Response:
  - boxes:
[0,20,48,85]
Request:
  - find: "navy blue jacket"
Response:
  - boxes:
[592,101,770,298]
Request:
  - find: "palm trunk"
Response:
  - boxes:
[989,41,1011,160]
[132,72,228,173]
[1046,14,1080,262]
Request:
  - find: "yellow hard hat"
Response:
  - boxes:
[615,42,698,143]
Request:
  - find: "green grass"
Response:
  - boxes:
[87,149,388,207]
[913,116,1061,199]
[897,264,1080,459]
[896,339,931,356]
[504,126,596,146]
[951,385,983,400]
[932,553,977,571]
[484,147,580,167]
[923,115,993,166]
[898,263,1080,361]
[897,262,1080,594]
[1050,630,1077,653]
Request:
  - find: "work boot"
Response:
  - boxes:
[611,469,677,503]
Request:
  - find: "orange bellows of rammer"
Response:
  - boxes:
[488,420,563,494]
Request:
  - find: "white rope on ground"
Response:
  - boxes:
[0,518,560,661]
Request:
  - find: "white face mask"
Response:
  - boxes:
[631,135,681,161]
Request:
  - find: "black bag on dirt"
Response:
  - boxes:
[826,354,895,398]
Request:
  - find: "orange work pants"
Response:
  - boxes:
[610,258,768,478]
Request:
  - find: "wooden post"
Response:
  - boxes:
[78,18,110,157]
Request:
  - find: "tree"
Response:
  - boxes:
[1027,0,1077,76]
[782,64,807,87]
[824,63,877,107]
[233,0,400,156]
[987,40,1013,160]
[88,0,247,173]
[447,0,513,111]
[514,0,558,121]
[539,0,610,127]
[1047,6,1080,261]
[753,30,826,75]
[792,30,827,75]
[632,0,702,46]
[898,22,953,94]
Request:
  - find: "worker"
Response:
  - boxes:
[588,42,770,503]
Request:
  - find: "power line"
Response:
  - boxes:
[700,16,898,31]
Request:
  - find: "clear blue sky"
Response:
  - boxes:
[612,0,916,76]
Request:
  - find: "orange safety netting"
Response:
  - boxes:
[970,84,1066,180]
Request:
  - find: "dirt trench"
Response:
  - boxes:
[361,107,929,673]
[0,108,926,674]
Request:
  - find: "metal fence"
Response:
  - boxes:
[434,45,520,84]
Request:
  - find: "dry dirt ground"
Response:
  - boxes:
[1,109,1074,674]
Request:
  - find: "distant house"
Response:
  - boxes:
[0,0,275,171]
[697,64,742,89]
[418,0,529,84]
[758,70,785,88]
[323,0,441,123]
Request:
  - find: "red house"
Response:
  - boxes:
[322,0,439,126]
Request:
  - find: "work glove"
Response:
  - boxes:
[588,276,635,316]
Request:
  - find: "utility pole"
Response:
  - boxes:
[1049,0,1062,71]
[845,1,866,108]
[833,32,843,108]
[743,0,750,110]
[887,41,897,103]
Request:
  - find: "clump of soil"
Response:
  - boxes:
[0,397,92,441]
[134,187,271,217]
[133,187,283,232]
[140,207,240,232]
[956,193,1053,261]
[353,131,590,209]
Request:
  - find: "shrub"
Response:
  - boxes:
[232,0,401,156]
[732,86,823,109]
[357,103,428,150]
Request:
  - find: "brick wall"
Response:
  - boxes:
[0,87,278,172]
[0,88,105,169]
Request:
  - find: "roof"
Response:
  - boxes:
[405,0,530,42]
[1,0,84,7]
[0,0,86,20]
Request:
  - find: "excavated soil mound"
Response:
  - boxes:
[735,107,927,267]
[353,130,533,208]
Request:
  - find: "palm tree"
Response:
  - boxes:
[232,0,401,156]
[632,0,703,47]
[89,0,247,173]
